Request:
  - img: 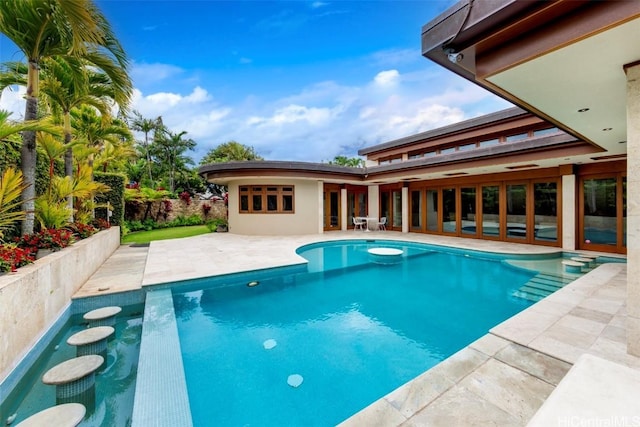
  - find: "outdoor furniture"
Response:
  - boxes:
[15,403,86,427]
[83,306,121,327]
[378,217,387,231]
[42,355,104,402]
[67,326,114,357]
[353,216,365,231]
[365,217,378,231]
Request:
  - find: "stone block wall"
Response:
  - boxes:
[126,199,227,223]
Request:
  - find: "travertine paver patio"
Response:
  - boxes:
[74,231,637,426]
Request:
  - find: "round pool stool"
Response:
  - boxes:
[42,355,103,403]
[83,306,122,327]
[15,403,86,427]
[367,247,403,265]
[67,326,114,357]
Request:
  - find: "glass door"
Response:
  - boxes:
[323,185,340,231]
[460,186,477,236]
[481,185,500,238]
[410,189,423,231]
[392,191,402,228]
[442,188,457,234]
[533,181,558,243]
[426,189,438,232]
[506,183,527,240]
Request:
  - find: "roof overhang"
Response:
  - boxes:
[421,0,640,161]
[198,161,366,185]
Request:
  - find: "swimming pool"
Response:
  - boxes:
[173,240,538,426]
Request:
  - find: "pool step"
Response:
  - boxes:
[512,271,575,302]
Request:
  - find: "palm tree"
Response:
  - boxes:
[0,0,129,234]
[129,110,163,183]
[94,140,136,173]
[71,105,133,173]
[41,56,131,218]
[152,129,196,193]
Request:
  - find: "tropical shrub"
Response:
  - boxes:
[95,172,126,227]
[65,222,98,239]
[0,168,28,242]
[0,244,34,272]
[15,228,74,253]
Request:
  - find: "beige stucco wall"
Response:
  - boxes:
[626,62,640,356]
[227,179,321,235]
[0,227,120,383]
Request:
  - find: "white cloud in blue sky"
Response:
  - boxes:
[0,0,512,163]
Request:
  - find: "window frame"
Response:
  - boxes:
[239,185,295,214]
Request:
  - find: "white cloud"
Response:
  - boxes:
[134,65,506,162]
[374,70,400,87]
[0,86,25,119]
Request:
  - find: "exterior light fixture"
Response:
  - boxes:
[444,48,463,63]
[577,108,590,112]
[602,128,613,131]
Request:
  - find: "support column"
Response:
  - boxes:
[368,185,379,220]
[317,181,324,234]
[561,173,576,250]
[341,187,348,231]
[625,62,640,356]
[402,186,409,233]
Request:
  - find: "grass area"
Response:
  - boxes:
[121,225,211,244]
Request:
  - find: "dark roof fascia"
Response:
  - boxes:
[420,0,552,108]
[358,106,528,156]
[421,0,537,58]
[198,161,365,178]
[366,132,582,176]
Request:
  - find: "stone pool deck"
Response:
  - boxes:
[74,231,637,426]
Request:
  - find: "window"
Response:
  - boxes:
[239,185,294,213]
[440,147,456,155]
[379,156,402,165]
[458,143,476,151]
[478,138,499,148]
[533,127,559,137]
[506,132,528,142]
[424,151,436,158]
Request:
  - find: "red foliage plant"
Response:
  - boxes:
[0,245,34,272]
[179,191,191,206]
[202,203,212,216]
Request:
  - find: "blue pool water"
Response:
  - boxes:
[173,240,536,426]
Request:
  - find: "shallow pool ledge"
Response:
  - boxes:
[132,289,193,427]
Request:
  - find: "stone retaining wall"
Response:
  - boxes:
[127,199,227,223]
[0,227,120,384]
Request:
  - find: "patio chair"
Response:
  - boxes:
[353,216,365,231]
[378,217,387,231]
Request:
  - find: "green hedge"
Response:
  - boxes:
[94,173,125,229]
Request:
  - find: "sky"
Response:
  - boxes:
[0,0,511,164]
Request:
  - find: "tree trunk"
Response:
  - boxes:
[21,62,39,235]
[64,113,74,222]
